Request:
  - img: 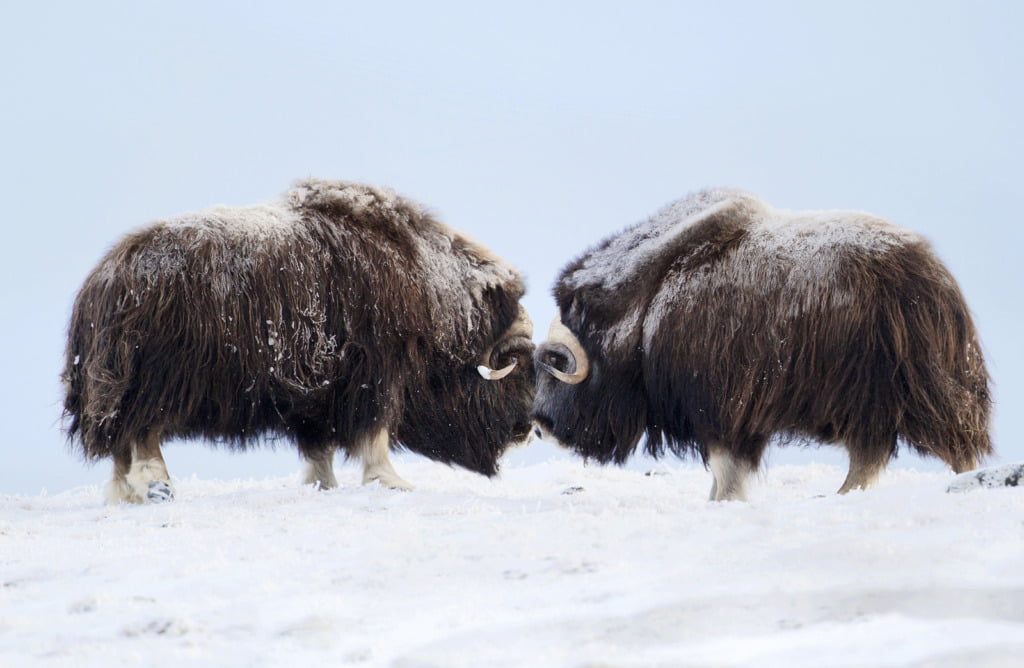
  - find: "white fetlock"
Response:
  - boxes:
[302,451,339,490]
[363,467,414,491]
[105,476,137,505]
[356,427,413,491]
[708,449,752,502]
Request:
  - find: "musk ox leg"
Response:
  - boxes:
[300,446,338,490]
[708,448,754,502]
[357,428,413,491]
[837,441,893,494]
[106,431,174,505]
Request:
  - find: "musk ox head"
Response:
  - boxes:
[531,315,647,465]
[397,303,537,476]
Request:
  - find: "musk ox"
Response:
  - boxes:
[63,179,536,503]
[532,189,991,500]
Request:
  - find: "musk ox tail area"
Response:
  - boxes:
[63,295,132,460]
[882,249,992,472]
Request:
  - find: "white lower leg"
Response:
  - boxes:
[302,447,338,490]
[708,448,752,502]
[107,434,174,504]
[358,428,413,491]
[106,463,134,505]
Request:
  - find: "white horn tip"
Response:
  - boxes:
[477,365,493,379]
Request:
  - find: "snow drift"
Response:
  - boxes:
[2,459,1022,667]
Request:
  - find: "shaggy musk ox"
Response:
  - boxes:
[63,179,536,503]
[532,189,991,500]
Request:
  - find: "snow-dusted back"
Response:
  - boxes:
[565,189,741,291]
[174,203,295,240]
[290,179,520,341]
[565,188,922,293]
[112,179,521,348]
[561,189,930,352]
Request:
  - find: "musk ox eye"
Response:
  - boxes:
[491,339,534,368]
[542,350,570,373]
[496,352,520,369]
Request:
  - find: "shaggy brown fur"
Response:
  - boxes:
[63,179,535,487]
[532,189,991,497]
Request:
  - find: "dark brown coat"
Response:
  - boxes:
[532,189,991,498]
[64,179,535,480]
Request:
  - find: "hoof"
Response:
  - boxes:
[147,480,175,503]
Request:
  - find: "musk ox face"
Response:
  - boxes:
[398,308,537,476]
[531,318,647,464]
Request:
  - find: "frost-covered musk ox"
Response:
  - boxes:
[63,179,536,503]
[532,189,991,500]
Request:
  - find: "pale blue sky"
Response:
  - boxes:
[2,1,1021,494]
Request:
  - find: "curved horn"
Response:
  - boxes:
[478,361,517,381]
[543,318,590,385]
[477,304,533,381]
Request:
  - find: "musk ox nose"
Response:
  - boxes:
[533,426,543,439]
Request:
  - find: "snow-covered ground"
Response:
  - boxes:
[2,457,1022,667]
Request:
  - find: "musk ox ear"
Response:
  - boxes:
[540,318,590,385]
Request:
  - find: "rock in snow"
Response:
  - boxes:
[947,461,1024,493]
